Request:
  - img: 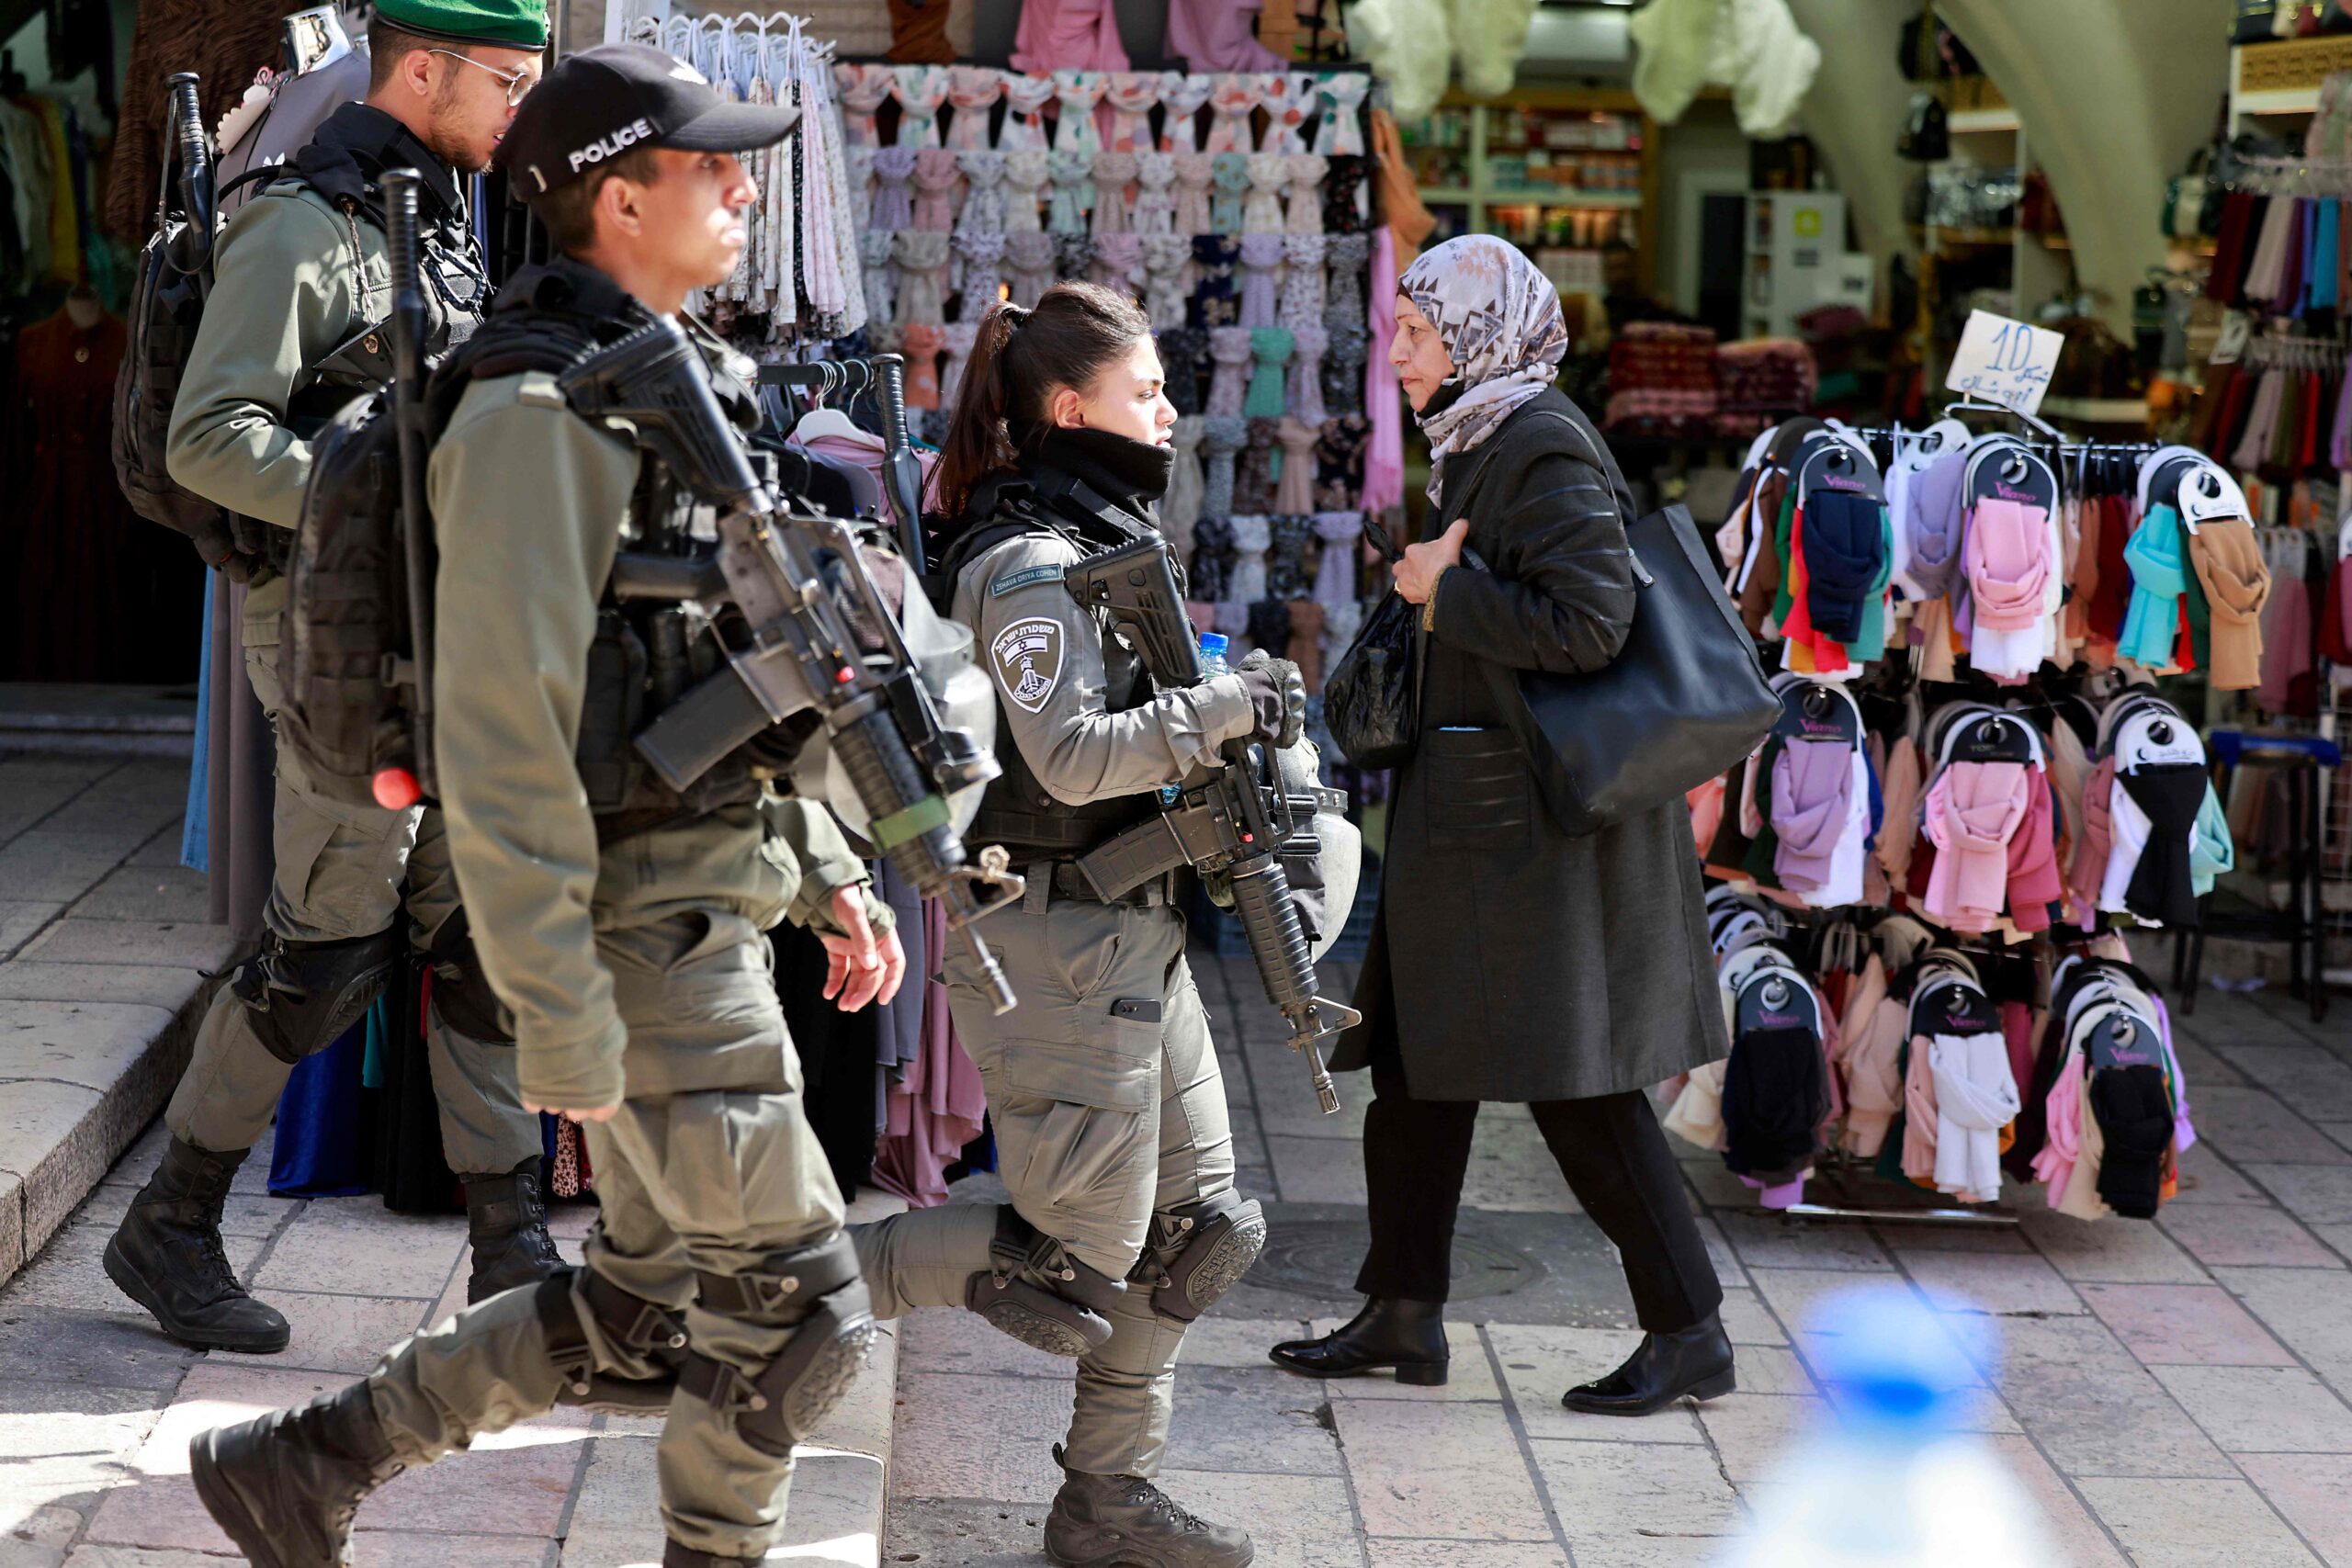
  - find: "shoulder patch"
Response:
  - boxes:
[989,617,1066,714]
[990,562,1067,598]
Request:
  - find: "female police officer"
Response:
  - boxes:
[852,283,1299,1568]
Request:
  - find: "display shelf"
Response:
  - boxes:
[1483,186,1643,209]
[1399,87,1657,293]
[2230,36,2352,120]
[2041,395,2150,424]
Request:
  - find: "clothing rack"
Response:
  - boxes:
[757,353,925,563]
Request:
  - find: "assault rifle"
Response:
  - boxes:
[1066,536,1356,1113]
[377,169,436,804]
[558,314,1024,1011]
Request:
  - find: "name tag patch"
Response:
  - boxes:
[991,563,1065,597]
[990,617,1065,714]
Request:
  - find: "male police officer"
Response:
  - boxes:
[187,46,907,1568]
[107,0,560,1353]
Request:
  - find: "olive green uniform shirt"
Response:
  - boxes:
[164,182,390,644]
[428,364,886,1110]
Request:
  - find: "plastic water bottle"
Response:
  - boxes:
[1163,635,1232,805]
[1719,1284,2052,1568]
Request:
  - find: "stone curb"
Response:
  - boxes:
[0,945,231,1288]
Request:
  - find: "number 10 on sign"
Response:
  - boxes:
[1943,309,2064,418]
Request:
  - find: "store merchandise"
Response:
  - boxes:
[1667,889,2193,1221]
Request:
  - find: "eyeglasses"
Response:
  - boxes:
[426,49,537,107]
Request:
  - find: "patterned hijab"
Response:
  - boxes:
[1399,235,1569,502]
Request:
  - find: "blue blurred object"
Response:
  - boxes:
[181,572,213,873]
[268,1021,372,1197]
[1719,1283,2051,1567]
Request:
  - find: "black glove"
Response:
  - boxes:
[1235,652,1306,749]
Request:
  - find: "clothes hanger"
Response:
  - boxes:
[790,359,878,446]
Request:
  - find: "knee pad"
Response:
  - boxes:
[963,1206,1125,1359]
[424,914,515,1045]
[537,1269,693,1416]
[684,1234,877,1459]
[1137,1191,1266,1325]
[231,928,406,1066]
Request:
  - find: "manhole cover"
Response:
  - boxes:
[1249,1220,1544,1300]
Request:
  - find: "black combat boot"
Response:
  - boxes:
[1268,1296,1448,1385]
[103,1137,290,1353]
[461,1156,565,1303]
[1561,1312,1736,1416]
[1044,1446,1255,1568]
[189,1382,407,1568]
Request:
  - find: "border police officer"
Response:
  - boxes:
[852,285,1304,1568]
[186,47,907,1568]
[107,0,560,1355]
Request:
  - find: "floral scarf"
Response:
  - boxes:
[1399,234,1569,503]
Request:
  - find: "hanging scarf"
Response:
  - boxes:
[1905,449,1968,601]
[1924,761,2030,931]
[1964,497,2051,631]
[2185,516,2271,690]
[1399,235,1570,504]
[1799,489,1885,645]
[2118,762,2205,928]
[2120,504,2188,669]
[1770,738,1857,894]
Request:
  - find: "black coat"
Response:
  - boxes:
[1330,389,1729,1101]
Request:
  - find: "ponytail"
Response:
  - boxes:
[928,282,1155,525]
[929,300,1028,523]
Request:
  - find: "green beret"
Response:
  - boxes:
[374,0,549,51]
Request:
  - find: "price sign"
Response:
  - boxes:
[1943,309,2064,418]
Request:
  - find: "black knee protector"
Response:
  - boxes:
[537,1269,693,1416]
[1137,1190,1267,1324]
[424,912,515,1044]
[231,928,406,1066]
[963,1205,1125,1359]
[684,1234,877,1459]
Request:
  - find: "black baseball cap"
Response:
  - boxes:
[495,41,800,200]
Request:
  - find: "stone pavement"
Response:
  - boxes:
[0,753,233,1290]
[0,783,2348,1568]
[0,1111,906,1567]
[884,955,2352,1568]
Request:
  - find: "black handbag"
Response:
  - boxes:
[1322,515,1421,768]
[1463,412,1778,836]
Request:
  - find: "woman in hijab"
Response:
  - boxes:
[1269,236,1734,1414]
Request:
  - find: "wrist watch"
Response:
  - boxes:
[1421,565,1450,631]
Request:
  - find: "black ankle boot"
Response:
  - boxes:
[189,1382,407,1568]
[462,1157,565,1304]
[1561,1313,1736,1416]
[1268,1297,1448,1385]
[104,1137,290,1352]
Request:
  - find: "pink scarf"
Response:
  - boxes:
[1924,761,2029,930]
[1963,498,2051,631]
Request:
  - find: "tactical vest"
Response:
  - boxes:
[937,470,1170,862]
[491,264,781,842]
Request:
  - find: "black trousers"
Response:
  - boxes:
[1353,1039,1723,1333]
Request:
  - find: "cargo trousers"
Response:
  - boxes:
[854,889,1238,1477]
[360,910,853,1560]
[163,641,540,1175]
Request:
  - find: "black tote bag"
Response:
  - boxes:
[1322,515,1421,769]
[1459,411,1776,836]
